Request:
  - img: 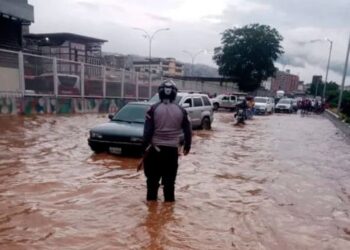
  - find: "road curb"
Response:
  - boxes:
[323,109,350,138]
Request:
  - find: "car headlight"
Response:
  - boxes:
[90,131,103,139]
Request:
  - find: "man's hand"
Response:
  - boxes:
[183,147,190,156]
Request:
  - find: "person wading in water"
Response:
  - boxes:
[142,80,192,202]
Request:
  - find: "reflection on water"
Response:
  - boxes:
[142,202,175,250]
[0,113,350,249]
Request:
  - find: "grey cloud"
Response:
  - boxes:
[29,0,350,84]
[250,0,350,28]
[277,54,306,68]
[146,13,172,22]
[77,1,125,13]
[77,2,100,11]
[281,49,350,78]
[329,61,350,77]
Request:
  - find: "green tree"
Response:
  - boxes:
[307,81,339,97]
[213,24,284,92]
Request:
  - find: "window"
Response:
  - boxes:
[230,95,236,101]
[202,96,211,106]
[222,96,229,101]
[193,98,203,107]
[184,98,192,107]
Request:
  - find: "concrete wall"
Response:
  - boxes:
[0,66,20,92]
[0,78,238,116]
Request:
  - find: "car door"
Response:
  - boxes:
[270,98,275,110]
[220,95,230,108]
[266,98,272,112]
[201,95,214,122]
[192,96,204,126]
[229,95,237,109]
[182,97,196,125]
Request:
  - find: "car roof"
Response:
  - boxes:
[126,101,152,106]
[177,92,208,97]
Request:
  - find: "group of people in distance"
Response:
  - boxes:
[298,98,325,114]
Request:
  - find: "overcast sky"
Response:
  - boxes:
[28,0,350,85]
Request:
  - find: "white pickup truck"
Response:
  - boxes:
[210,94,246,111]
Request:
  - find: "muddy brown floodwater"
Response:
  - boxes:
[0,112,350,250]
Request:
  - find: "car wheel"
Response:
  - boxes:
[201,117,211,130]
[213,103,219,111]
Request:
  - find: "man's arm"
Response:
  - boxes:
[181,108,192,155]
[143,106,155,150]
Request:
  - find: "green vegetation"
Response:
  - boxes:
[213,23,284,92]
[307,82,350,123]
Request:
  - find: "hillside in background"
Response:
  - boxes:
[102,52,220,77]
[183,63,220,77]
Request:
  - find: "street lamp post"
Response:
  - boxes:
[322,39,333,100]
[307,38,334,99]
[182,50,205,76]
[337,33,350,113]
[134,28,170,99]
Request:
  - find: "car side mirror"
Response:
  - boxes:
[108,114,114,120]
[182,103,190,108]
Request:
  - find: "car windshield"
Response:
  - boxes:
[279,99,291,104]
[216,95,226,99]
[255,98,267,103]
[112,104,150,123]
[149,94,182,104]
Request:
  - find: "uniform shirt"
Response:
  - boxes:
[151,103,184,147]
[143,101,192,151]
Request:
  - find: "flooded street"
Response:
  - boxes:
[1,112,350,250]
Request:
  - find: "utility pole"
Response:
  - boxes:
[337,33,350,113]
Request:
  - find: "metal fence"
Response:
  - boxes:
[0,48,239,99]
[0,48,161,100]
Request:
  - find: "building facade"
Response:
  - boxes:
[24,33,107,65]
[312,75,322,85]
[0,0,34,94]
[0,0,34,51]
[133,57,184,77]
[103,54,134,70]
[270,70,300,94]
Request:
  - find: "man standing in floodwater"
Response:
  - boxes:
[142,80,192,202]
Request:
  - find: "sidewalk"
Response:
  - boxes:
[324,109,350,139]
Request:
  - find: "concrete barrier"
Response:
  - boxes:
[324,109,350,139]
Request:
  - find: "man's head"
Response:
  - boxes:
[158,80,178,102]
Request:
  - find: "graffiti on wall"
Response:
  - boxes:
[0,96,23,115]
